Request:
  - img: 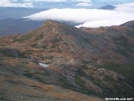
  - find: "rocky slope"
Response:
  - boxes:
[0,58,102,101]
[0,20,134,100]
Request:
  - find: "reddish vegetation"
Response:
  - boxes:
[0,20,134,100]
[1,20,134,65]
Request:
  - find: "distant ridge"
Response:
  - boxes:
[0,7,45,20]
[0,19,81,36]
[99,5,115,10]
[0,19,44,36]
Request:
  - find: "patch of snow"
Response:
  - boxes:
[39,63,49,68]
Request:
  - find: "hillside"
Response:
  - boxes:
[0,20,134,100]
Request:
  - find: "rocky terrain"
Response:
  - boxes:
[0,20,134,101]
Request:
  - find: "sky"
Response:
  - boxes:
[0,0,134,8]
[0,0,134,28]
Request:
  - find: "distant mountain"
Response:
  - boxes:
[99,5,115,10]
[0,19,44,36]
[0,7,45,20]
[120,20,134,29]
[0,20,134,100]
[0,18,81,36]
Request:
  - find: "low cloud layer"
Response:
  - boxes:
[115,2,134,13]
[25,3,134,28]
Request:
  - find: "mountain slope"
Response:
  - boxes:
[0,20,134,100]
[4,20,134,64]
[0,60,102,101]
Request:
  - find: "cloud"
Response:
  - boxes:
[71,0,91,2]
[0,0,33,7]
[23,0,91,3]
[0,0,93,8]
[24,5,134,28]
[23,0,66,2]
[115,2,134,13]
[76,3,92,7]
